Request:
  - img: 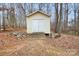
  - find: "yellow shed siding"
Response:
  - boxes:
[26,12,50,33]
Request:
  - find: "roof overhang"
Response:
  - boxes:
[26,10,51,17]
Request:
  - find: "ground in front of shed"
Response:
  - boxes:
[0,29,79,56]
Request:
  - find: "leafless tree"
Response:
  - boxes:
[63,4,69,32]
[54,3,59,33]
[54,3,63,34]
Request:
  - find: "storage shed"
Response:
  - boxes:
[26,10,51,34]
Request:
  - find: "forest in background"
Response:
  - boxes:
[0,3,79,35]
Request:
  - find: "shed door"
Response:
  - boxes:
[32,20,39,32]
[32,20,47,33]
[38,20,46,32]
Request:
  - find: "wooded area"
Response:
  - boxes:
[0,3,79,56]
[0,3,79,35]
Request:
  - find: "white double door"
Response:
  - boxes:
[32,20,46,33]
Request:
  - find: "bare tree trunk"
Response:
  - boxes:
[77,10,79,32]
[56,3,62,34]
[54,3,59,33]
[64,4,68,32]
[19,3,26,29]
[73,4,77,32]
[0,14,1,31]
[2,4,5,31]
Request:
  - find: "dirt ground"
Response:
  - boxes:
[0,30,79,56]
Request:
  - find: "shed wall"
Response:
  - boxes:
[26,12,50,33]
